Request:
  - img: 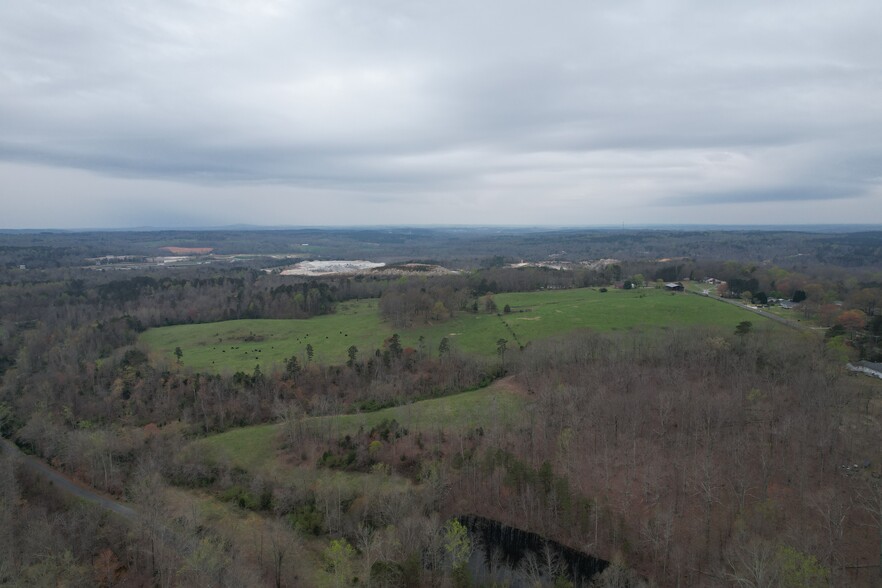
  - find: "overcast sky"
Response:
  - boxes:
[2,0,882,228]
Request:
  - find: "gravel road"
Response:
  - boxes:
[0,436,136,519]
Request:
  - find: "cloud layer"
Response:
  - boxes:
[2,0,881,227]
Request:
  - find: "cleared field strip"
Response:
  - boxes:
[142,287,769,372]
[197,381,526,470]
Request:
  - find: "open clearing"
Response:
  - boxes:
[278,259,385,275]
[159,246,214,255]
[197,378,526,472]
[141,287,768,372]
[141,299,386,371]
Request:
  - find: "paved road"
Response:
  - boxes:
[0,436,136,519]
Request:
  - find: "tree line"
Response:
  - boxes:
[1,248,881,585]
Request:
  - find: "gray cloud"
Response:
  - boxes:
[659,185,862,207]
[1,0,882,227]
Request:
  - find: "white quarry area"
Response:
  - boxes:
[279,260,386,276]
[509,258,620,271]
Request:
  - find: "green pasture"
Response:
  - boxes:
[483,287,758,344]
[198,423,278,469]
[140,299,386,372]
[142,287,768,372]
[197,381,525,471]
[763,305,818,327]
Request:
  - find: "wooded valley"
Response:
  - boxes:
[1,228,881,587]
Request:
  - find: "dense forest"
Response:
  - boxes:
[1,228,881,586]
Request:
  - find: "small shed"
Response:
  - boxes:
[664,282,684,291]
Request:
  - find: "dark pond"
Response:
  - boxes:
[459,515,610,587]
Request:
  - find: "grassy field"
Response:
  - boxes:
[140,299,386,371]
[197,379,526,471]
[141,287,769,372]
[763,305,821,328]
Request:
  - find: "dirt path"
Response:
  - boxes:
[0,436,136,519]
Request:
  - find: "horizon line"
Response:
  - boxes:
[2,222,882,233]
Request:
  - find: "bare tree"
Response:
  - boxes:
[722,537,780,588]
[0,454,18,580]
[810,488,850,568]
[858,477,882,582]
[693,451,722,561]
[130,468,177,587]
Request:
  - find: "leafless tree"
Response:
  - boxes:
[810,488,851,568]
[857,476,882,582]
[722,536,780,588]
